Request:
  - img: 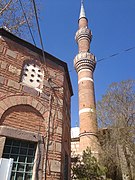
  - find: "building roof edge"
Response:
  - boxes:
[0,28,73,96]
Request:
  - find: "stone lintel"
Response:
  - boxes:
[0,125,41,142]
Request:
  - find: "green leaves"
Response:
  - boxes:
[72,147,107,180]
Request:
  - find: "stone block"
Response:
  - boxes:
[7,96,17,106]
[8,65,16,74]
[51,109,56,117]
[56,126,62,135]
[26,96,33,106]
[23,85,39,96]
[59,87,63,94]
[55,142,61,152]
[50,160,61,172]
[0,101,7,110]
[0,45,4,53]
[1,61,7,69]
[41,93,49,101]
[31,99,38,108]
[48,141,55,151]
[3,98,12,109]
[17,96,23,105]
[0,126,39,142]
[43,80,50,88]
[0,106,4,113]
[39,106,45,115]
[16,69,21,76]
[7,79,20,90]
[14,96,22,105]
[0,76,5,84]
[21,96,27,104]
[4,97,16,107]
[53,97,58,105]
[6,49,17,59]
[43,111,49,119]
[58,99,63,106]
[36,102,43,111]
[0,136,6,157]
[58,111,62,120]
[0,108,4,118]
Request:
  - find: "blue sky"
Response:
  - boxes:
[36,0,135,127]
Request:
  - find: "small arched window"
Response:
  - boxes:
[21,61,44,92]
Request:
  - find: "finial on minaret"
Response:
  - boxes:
[74,0,100,157]
[79,0,86,19]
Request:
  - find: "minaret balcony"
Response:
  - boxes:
[74,52,96,72]
[75,27,92,43]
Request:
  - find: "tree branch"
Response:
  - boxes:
[0,0,13,16]
[9,20,26,30]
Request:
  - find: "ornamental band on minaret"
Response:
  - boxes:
[74,1,99,155]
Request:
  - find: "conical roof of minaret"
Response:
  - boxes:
[79,0,86,19]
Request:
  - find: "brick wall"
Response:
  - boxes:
[1,105,44,133]
[0,34,72,179]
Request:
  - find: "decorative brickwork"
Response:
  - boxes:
[74,52,96,72]
[0,28,73,180]
[75,27,92,43]
[73,2,100,156]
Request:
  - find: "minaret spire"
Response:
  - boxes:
[79,0,86,19]
[74,1,100,156]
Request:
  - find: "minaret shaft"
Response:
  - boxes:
[74,1,99,155]
[78,70,98,153]
[78,39,90,52]
[79,18,87,28]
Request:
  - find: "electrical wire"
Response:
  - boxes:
[97,46,135,63]
[19,0,48,76]
[30,3,62,180]
[44,94,53,180]
[69,45,135,73]
[18,0,36,46]
[18,1,74,179]
[31,0,46,64]
[18,0,135,69]
[19,0,135,73]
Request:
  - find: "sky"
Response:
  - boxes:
[34,0,135,127]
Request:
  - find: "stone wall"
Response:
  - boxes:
[0,34,72,179]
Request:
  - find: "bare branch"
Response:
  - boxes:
[9,20,26,31]
[97,80,135,179]
[0,0,12,16]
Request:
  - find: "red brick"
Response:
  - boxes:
[0,36,72,179]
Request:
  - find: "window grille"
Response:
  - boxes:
[2,138,36,180]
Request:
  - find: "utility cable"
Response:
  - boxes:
[18,0,36,46]
[69,45,135,73]
[19,2,67,179]
[31,0,46,64]
[44,94,53,180]
[97,46,135,63]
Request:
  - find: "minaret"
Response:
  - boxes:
[74,1,99,155]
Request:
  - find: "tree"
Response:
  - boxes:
[97,80,135,180]
[0,0,38,37]
[72,147,107,180]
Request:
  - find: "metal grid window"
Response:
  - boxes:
[2,138,36,180]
